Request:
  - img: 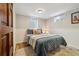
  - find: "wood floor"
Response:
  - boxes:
[14,45,79,56]
[15,42,28,50]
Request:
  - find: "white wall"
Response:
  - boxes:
[15,14,46,43]
[48,8,79,49]
[15,14,29,43]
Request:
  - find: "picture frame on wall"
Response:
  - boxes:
[71,11,79,24]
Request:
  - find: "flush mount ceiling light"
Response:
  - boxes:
[36,8,45,14]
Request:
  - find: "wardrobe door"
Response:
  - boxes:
[0,3,13,56]
[0,3,8,56]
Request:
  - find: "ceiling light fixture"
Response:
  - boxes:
[36,8,45,14]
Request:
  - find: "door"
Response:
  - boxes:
[0,3,13,56]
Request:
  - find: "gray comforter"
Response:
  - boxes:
[34,35,67,56]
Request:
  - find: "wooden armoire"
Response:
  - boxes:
[0,3,13,56]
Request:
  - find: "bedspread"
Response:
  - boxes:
[34,35,67,56]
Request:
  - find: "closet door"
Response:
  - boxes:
[0,3,8,56]
[0,3,13,56]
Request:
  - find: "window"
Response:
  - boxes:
[29,16,38,29]
[53,14,64,23]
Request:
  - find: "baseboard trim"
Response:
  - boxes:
[67,45,79,50]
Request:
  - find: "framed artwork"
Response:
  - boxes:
[71,11,79,24]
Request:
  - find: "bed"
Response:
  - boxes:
[26,29,67,56]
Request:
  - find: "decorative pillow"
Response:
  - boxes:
[27,29,33,34]
[33,29,37,34]
[37,29,42,34]
[33,29,42,34]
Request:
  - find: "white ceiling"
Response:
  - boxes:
[14,3,79,18]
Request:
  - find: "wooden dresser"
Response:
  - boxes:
[0,3,13,56]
